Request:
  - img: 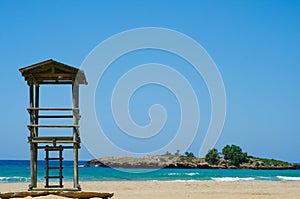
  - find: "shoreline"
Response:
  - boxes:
[1,181,300,199]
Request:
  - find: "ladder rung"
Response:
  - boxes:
[46,158,63,160]
[45,176,63,179]
[48,167,62,170]
[28,124,79,128]
[39,115,73,118]
[45,147,64,151]
[38,146,74,149]
[32,140,77,144]
[31,137,75,143]
[28,108,78,111]
[45,185,63,188]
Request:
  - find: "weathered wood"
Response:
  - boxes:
[34,85,39,136]
[45,146,49,188]
[0,191,113,199]
[29,86,34,137]
[33,143,37,188]
[72,83,80,189]
[72,84,80,129]
[29,85,35,189]
[48,166,62,170]
[29,85,38,189]
[38,146,73,149]
[59,145,63,187]
[46,175,63,178]
[45,145,64,188]
[33,85,39,189]
[38,115,73,118]
[39,81,74,85]
[31,137,78,144]
[29,86,34,113]
[28,108,78,111]
[29,143,36,189]
[32,73,74,78]
[19,59,88,85]
[28,124,79,128]
[20,60,87,190]
[74,144,79,189]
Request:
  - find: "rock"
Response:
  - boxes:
[84,155,299,170]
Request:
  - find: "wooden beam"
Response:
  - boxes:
[27,124,79,128]
[34,85,39,135]
[39,81,73,85]
[38,115,73,119]
[38,145,74,149]
[32,73,74,77]
[72,83,80,189]
[29,86,34,137]
[74,144,79,189]
[29,143,36,189]
[31,136,78,144]
[59,145,63,188]
[0,191,114,199]
[28,108,78,111]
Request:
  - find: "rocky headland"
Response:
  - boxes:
[84,155,300,170]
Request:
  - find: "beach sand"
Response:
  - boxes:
[1,181,300,199]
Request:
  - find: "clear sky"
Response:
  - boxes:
[0,1,300,162]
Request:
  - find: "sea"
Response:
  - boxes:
[1,160,300,183]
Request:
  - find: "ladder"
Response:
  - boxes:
[44,145,64,188]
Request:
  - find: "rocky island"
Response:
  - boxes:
[85,145,300,170]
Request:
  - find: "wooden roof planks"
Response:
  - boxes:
[19,59,88,85]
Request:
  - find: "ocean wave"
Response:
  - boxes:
[173,180,200,182]
[257,176,271,179]
[167,172,200,176]
[167,173,180,176]
[159,180,202,182]
[277,176,300,181]
[187,173,200,176]
[0,176,30,182]
[211,177,255,182]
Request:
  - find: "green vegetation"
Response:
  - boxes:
[247,156,289,167]
[222,144,247,167]
[175,150,181,156]
[205,148,219,165]
[164,150,195,158]
[162,146,290,169]
[204,144,292,168]
[184,152,195,158]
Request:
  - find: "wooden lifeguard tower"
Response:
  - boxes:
[19,59,87,191]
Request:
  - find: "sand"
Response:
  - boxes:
[1,181,300,199]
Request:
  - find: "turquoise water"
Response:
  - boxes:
[1,160,300,183]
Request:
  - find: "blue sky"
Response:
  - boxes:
[0,1,300,162]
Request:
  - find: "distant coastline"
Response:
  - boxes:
[1,160,300,183]
[84,155,300,170]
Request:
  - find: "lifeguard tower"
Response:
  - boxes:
[19,59,87,191]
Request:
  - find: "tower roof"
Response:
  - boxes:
[19,59,87,85]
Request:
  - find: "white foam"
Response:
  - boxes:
[186,173,200,176]
[212,177,255,182]
[167,172,200,176]
[167,173,180,176]
[258,176,271,179]
[163,180,201,182]
[277,176,300,181]
[0,176,30,182]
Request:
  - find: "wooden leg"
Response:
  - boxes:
[29,143,37,190]
[74,144,80,190]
